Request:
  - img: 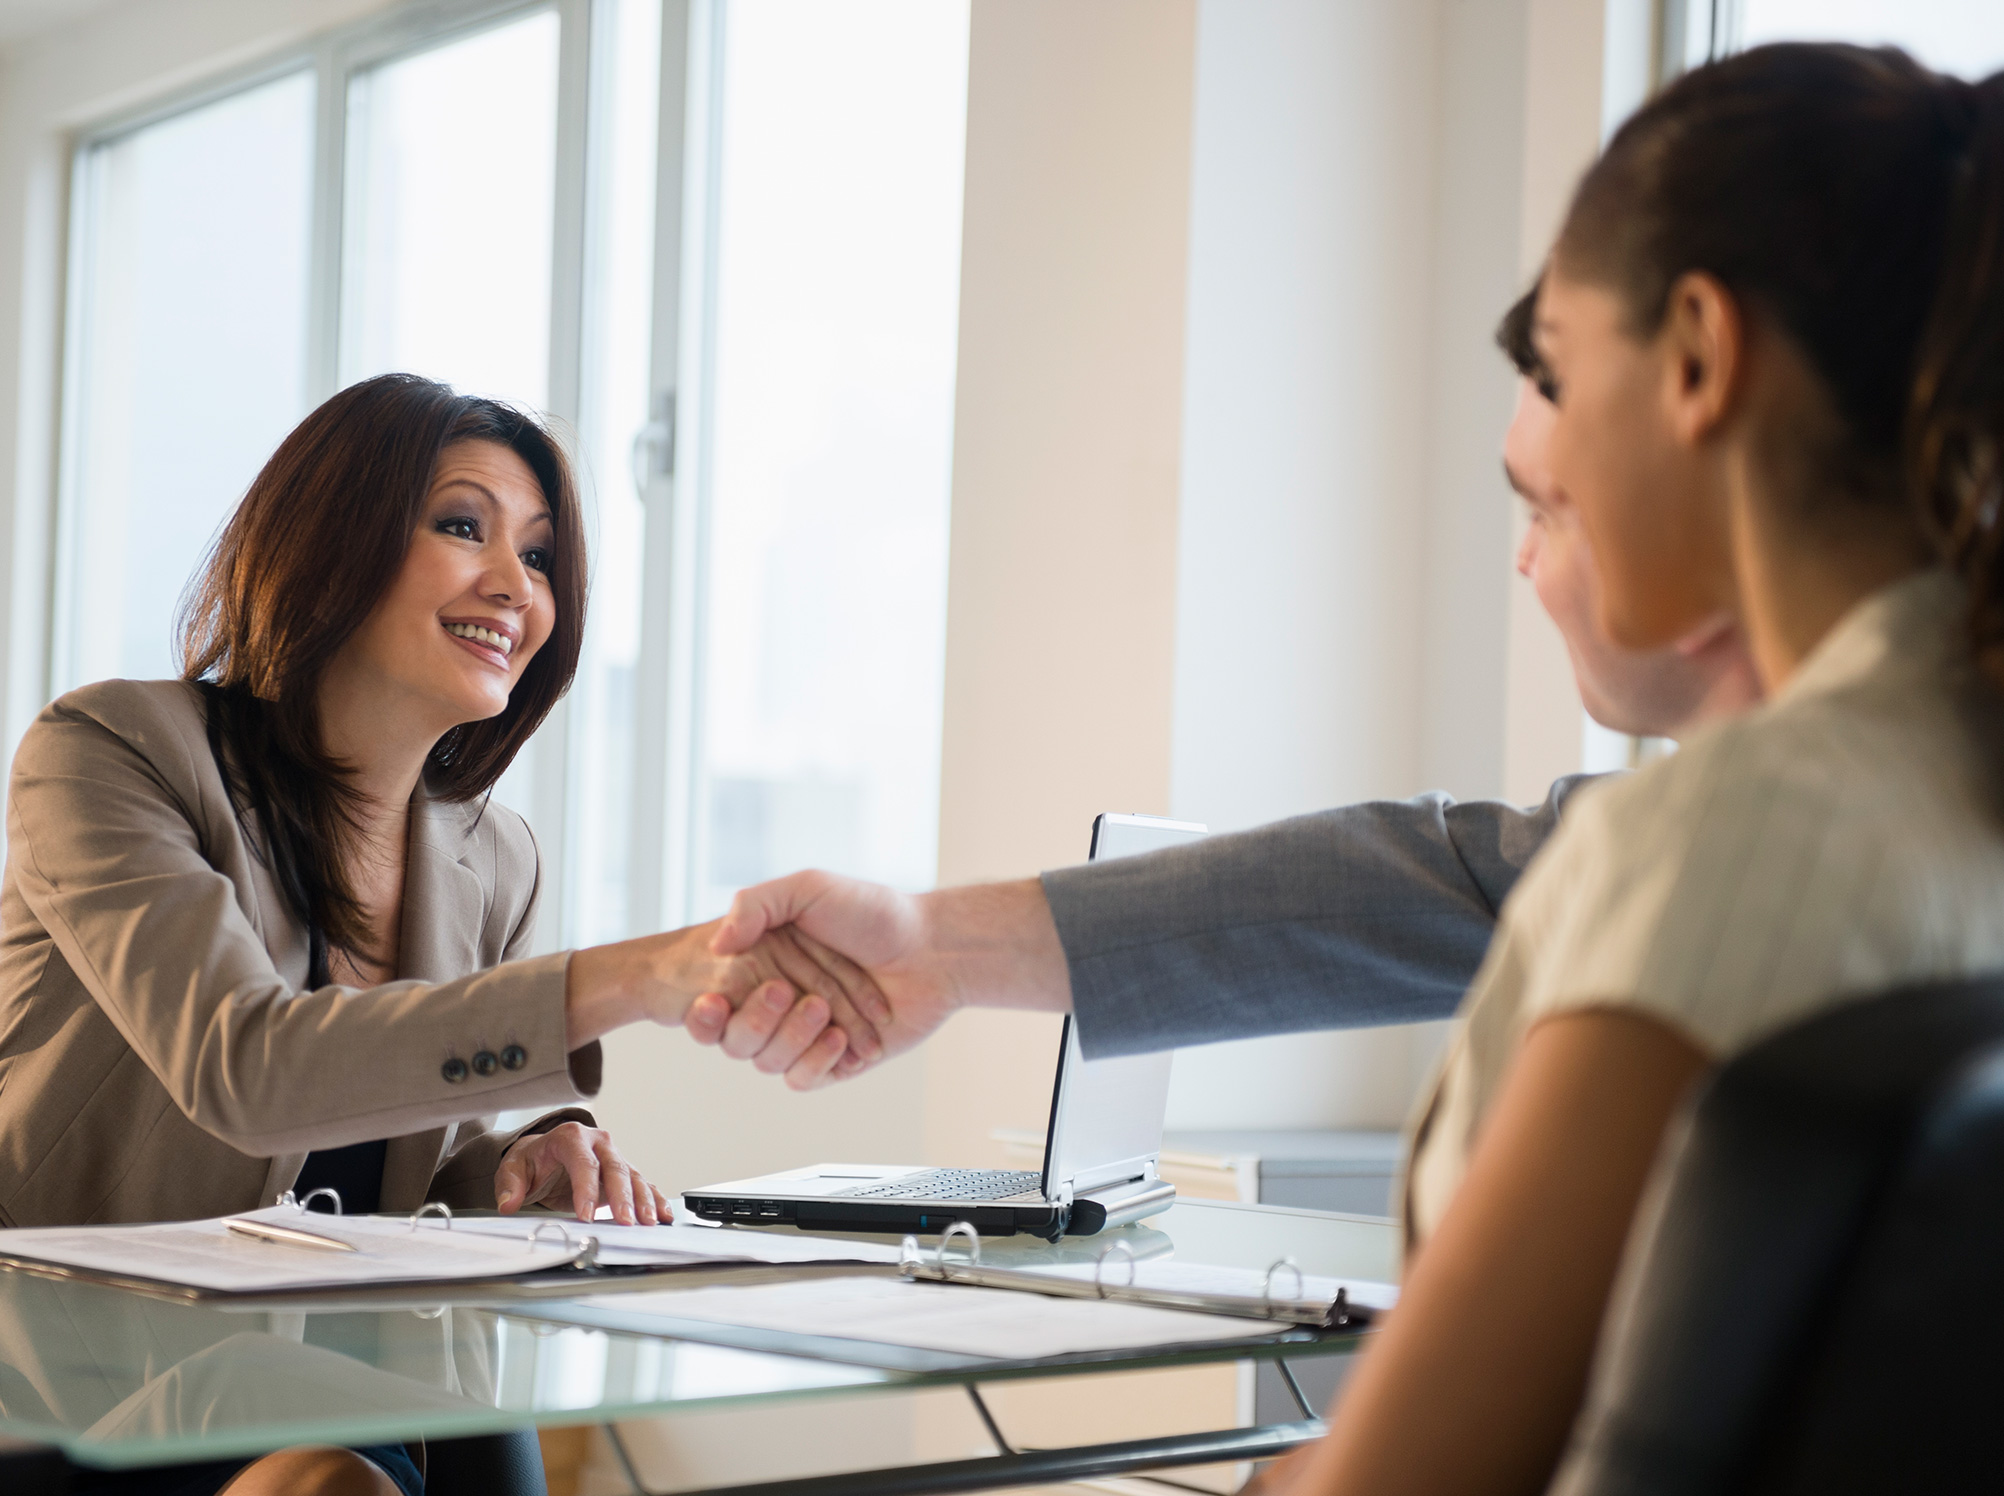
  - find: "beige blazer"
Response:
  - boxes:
[0,679,601,1227]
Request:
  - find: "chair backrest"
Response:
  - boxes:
[1550,974,2004,1496]
[423,1429,550,1496]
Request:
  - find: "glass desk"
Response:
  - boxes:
[0,1199,1399,1495]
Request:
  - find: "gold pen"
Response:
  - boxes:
[225,1217,358,1253]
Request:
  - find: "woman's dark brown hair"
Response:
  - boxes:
[1554,42,2004,682]
[179,373,587,959]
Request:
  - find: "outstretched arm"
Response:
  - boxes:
[695,780,1598,1081]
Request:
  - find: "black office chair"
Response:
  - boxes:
[421,1429,550,1496]
[1552,973,2004,1495]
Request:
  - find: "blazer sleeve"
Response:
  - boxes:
[6,692,595,1157]
[1041,776,1603,1059]
[426,823,601,1208]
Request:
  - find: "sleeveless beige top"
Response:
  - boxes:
[1404,570,2004,1249]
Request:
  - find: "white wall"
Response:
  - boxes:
[921,0,1198,1167]
[1503,0,1607,803]
[1163,0,1605,1132]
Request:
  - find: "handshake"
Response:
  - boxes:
[565,869,1068,1086]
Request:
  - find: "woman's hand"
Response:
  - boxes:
[494,1120,670,1225]
[564,919,894,1087]
[690,872,1068,1082]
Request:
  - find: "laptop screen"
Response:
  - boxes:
[1037,814,1206,1198]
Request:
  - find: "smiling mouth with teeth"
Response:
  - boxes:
[443,622,514,656]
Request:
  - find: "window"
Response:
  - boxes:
[55,0,970,951]
[674,0,969,919]
[564,0,660,947]
[57,71,315,691]
[58,0,595,947]
[1734,1,2004,73]
[341,10,562,408]
[338,8,569,833]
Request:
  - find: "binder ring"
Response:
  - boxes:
[527,1219,600,1269]
[1093,1240,1138,1298]
[934,1220,982,1271]
[277,1187,344,1215]
[1263,1256,1304,1312]
[898,1235,924,1277]
[408,1201,454,1232]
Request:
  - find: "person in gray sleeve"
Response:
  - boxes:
[689,289,1763,1086]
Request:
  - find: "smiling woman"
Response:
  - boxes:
[0,372,905,1491]
[0,373,892,1491]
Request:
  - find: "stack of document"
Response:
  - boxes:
[0,1208,902,1301]
[535,1239,1400,1368]
[542,1274,1308,1368]
[899,1255,1397,1327]
[446,1216,903,1270]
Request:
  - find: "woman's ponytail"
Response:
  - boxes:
[1911,74,2004,689]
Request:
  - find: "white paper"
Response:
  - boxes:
[566,1275,1284,1360]
[0,1206,585,1295]
[1017,1260,1399,1314]
[447,1217,904,1269]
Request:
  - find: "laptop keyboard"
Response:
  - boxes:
[837,1168,1043,1202]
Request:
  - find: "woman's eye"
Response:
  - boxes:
[523,548,553,575]
[437,517,479,541]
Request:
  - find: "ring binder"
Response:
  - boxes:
[274,1187,343,1215]
[528,1220,602,1269]
[897,1226,1392,1328]
[408,1202,453,1232]
[899,1222,985,1278]
[1262,1257,1303,1310]
[937,1220,982,1268]
[1093,1240,1137,1298]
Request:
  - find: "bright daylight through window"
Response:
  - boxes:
[58,72,314,692]
[340,7,563,833]
[55,0,970,951]
[1737,0,2004,73]
[687,0,968,918]
[341,10,560,409]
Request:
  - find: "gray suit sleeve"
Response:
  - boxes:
[1041,775,1601,1059]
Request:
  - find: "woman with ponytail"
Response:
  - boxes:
[1242,43,2004,1496]
[0,374,883,1494]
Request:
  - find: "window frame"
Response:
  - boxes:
[49,0,701,951]
[48,0,961,949]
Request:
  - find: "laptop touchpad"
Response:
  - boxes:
[777,1165,917,1198]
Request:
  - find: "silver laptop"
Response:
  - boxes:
[682,813,1207,1239]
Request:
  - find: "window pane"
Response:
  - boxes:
[691,0,970,915]
[570,0,660,945]
[341,9,560,407]
[1739,0,2004,75]
[62,72,314,690]
[341,8,562,832]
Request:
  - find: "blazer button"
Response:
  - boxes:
[501,1044,528,1071]
[441,1057,469,1083]
[472,1050,500,1077]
